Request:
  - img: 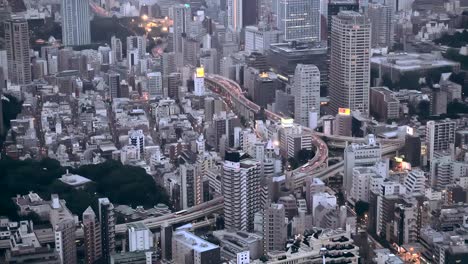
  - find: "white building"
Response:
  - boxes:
[426,120,456,162]
[227,0,242,32]
[350,167,376,203]
[169,4,191,67]
[404,169,426,194]
[127,222,154,252]
[292,64,321,128]
[344,135,381,196]
[61,0,91,46]
[128,129,145,159]
[368,4,394,48]
[244,26,283,54]
[194,67,205,96]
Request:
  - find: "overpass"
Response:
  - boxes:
[205,74,329,174]
[115,196,224,234]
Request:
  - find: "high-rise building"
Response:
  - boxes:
[98,198,115,264]
[194,67,205,96]
[170,4,191,67]
[223,152,261,232]
[228,0,259,32]
[368,4,394,48]
[0,87,4,136]
[83,206,102,264]
[108,72,120,99]
[329,11,371,114]
[127,36,146,59]
[344,135,381,196]
[111,36,123,63]
[327,0,359,36]
[61,0,91,46]
[292,64,321,128]
[147,72,163,98]
[277,0,321,42]
[263,203,287,254]
[4,19,31,85]
[426,120,456,162]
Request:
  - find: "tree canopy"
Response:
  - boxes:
[0,157,169,220]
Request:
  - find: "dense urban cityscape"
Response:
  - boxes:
[0,0,467,263]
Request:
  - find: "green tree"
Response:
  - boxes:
[398,72,421,90]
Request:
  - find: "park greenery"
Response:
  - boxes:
[0,94,23,146]
[0,157,169,220]
[434,30,468,48]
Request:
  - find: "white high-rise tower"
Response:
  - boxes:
[292,64,321,128]
[61,0,91,46]
[277,0,321,42]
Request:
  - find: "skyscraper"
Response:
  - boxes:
[98,198,115,264]
[108,72,120,99]
[61,0,91,46]
[329,11,371,114]
[170,4,191,67]
[368,3,394,48]
[277,0,321,42]
[126,35,146,59]
[4,18,31,85]
[83,206,102,264]
[292,64,321,128]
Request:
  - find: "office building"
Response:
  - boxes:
[369,87,400,122]
[244,26,283,54]
[368,4,394,48]
[426,120,456,162]
[111,36,123,63]
[4,19,31,85]
[61,0,91,46]
[172,230,220,264]
[430,156,468,190]
[83,206,102,264]
[98,198,116,264]
[223,152,261,232]
[267,42,328,90]
[127,222,153,252]
[277,0,321,42]
[263,203,287,254]
[333,111,352,137]
[170,4,191,67]
[329,11,371,114]
[253,73,276,108]
[147,72,163,99]
[292,64,320,128]
[344,135,381,196]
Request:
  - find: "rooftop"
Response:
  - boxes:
[173,230,219,252]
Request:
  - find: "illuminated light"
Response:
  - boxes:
[184,3,190,7]
[259,72,268,78]
[281,118,294,127]
[162,27,168,32]
[338,108,351,115]
[146,28,152,32]
[394,157,403,163]
[142,14,148,21]
[406,126,414,136]
[196,67,205,78]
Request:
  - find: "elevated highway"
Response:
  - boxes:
[115,196,224,234]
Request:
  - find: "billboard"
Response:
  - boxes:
[196,67,205,78]
[338,108,351,115]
